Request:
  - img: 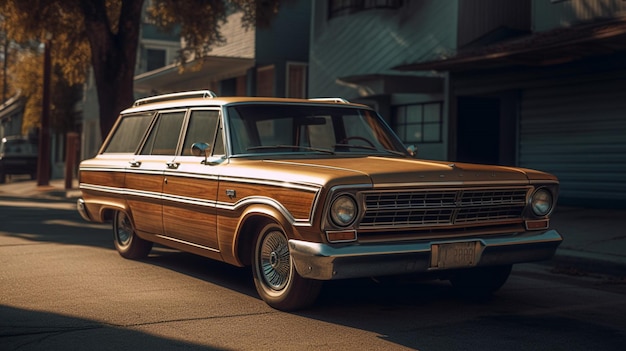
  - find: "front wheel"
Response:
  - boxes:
[449,265,512,299]
[252,222,322,311]
[113,211,153,259]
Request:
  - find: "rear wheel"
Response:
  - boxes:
[113,211,153,259]
[252,222,322,311]
[449,265,512,298]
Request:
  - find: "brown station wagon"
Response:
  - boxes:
[77,90,563,310]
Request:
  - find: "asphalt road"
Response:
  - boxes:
[1,195,625,350]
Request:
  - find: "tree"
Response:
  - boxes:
[0,0,284,140]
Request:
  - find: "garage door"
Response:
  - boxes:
[519,79,626,207]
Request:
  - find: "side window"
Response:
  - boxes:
[141,111,186,155]
[103,113,154,153]
[182,110,223,156]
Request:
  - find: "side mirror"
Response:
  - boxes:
[407,145,418,157]
[191,142,211,164]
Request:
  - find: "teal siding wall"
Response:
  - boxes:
[309,1,458,98]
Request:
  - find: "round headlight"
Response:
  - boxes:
[330,195,357,227]
[531,188,553,216]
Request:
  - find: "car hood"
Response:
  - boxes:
[250,156,556,187]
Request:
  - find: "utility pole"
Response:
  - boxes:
[37,36,51,186]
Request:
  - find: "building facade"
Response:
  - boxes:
[0,94,25,139]
[134,0,311,100]
[310,0,626,207]
[309,0,452,161]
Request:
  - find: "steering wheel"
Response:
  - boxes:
[339,136,376,148]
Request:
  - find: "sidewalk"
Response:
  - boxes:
[1,178,625,278]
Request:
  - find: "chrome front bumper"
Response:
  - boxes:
[76,198,93,222]
[289,229,563,280]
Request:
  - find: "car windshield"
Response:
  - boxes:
[226,104,408,157]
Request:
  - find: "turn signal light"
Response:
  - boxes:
[326,230,357,243]
[525,219,549,230]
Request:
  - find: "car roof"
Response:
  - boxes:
[121,91,370,115]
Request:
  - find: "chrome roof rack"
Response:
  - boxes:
[133,90,217,107]
[308,97,350,104]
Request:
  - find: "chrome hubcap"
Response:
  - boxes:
[260,230,291,290]
[116,213,132,245]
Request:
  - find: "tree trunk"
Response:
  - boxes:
[80,0,144,140]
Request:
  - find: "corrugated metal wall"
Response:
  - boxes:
[520,78,626,206]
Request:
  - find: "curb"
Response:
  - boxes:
[549,249,626,279]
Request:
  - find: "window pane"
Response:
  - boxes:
[256,66,275,97]
[183,110,220,156]
[227,105,404,155]
[406,124,422,143]
[305,116,335,149]
[103,113,153,153]
[424,103,441,122]
[423,124,440,142]
[406,104,423,123]
[146,49,166,71]
[287,64,307,98]
[393,102,442,144]
[141,112,185,155]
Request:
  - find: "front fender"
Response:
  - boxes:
[219,202,297,267]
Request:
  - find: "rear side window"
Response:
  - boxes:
[103,113,153,153]
[140,111,186,155]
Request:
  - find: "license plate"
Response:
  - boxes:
[430,241,480,269]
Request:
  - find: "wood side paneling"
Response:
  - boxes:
[80,170,126,188]
[217,180,317,221]
[162,175,219,249]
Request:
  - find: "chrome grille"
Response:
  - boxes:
[360,187,530,228]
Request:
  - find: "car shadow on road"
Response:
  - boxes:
[0,304,225,350]
[0,196,112,250]
[144,247,260,299]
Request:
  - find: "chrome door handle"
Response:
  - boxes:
[129,160,141,167]
[166,162,180,169]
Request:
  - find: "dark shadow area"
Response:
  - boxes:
[0,196,112,249]
[144,248,259,299]
[299,276,626,350]
[0,305,226,350]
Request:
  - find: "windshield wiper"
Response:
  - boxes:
[334,144,408,157]
[383,148,409,156]
[247,145,335,154]
[333,143,378,151]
